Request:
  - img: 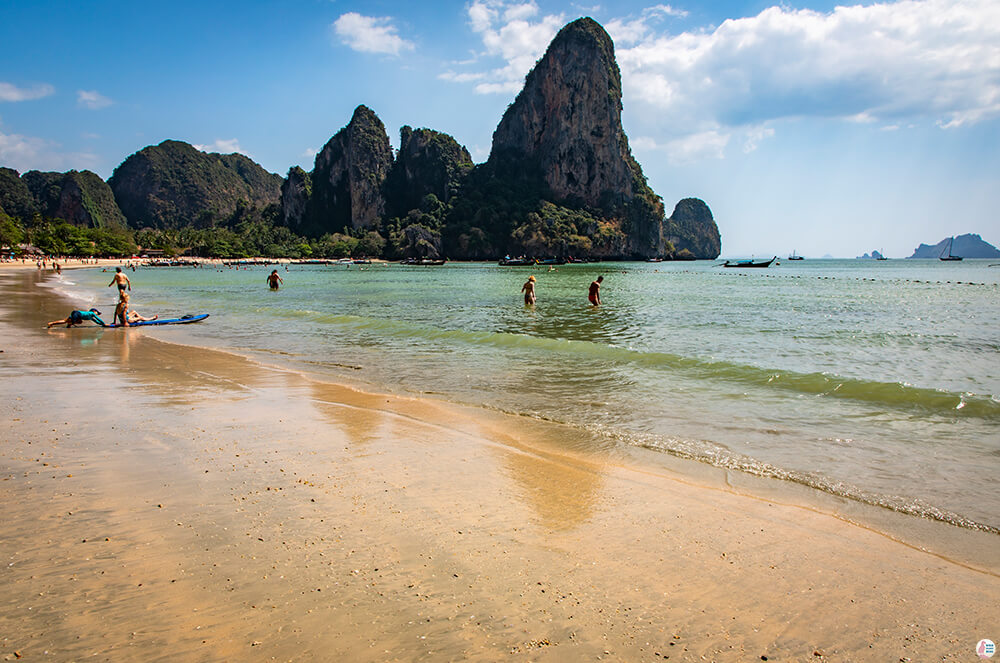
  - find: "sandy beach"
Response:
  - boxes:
[1,266,997,662]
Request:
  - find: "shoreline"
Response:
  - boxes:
[2,268,998,660]
[31,262,1000,555]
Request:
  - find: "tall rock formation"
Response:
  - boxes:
[109,140,281,229]
[22,170,127,229]
[385,126,473,216]
[280,166,312,235]
[663,198,721,259]
[0,167,39,221]
[485,17,666,257]
[306,105,394,233]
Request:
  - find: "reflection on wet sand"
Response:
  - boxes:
[5,269,999,662]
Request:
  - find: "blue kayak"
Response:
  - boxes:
[106,313,209,328]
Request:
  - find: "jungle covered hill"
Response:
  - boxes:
[0,18,721,261]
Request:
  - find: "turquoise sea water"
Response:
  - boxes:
[52,259,1000,531]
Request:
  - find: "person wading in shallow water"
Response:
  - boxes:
[109,267,131,295]
[267,270,283,290]
[521,275,536,305]
[588,275,603,306]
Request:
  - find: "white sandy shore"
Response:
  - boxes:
[0,268,997,662]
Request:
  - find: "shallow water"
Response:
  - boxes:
[55,259,1000,531]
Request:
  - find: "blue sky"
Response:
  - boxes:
[1,0,998,257]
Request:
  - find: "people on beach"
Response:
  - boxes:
[47,308,105,328]
[109,267,131,295]
[115,293,130,327]
[522,275,536,305]
[126,309,158,323]
[267,270,283,290]
[588,276,603,306]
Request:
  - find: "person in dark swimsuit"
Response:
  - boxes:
[267,270,283,290]
[109,267,131,295]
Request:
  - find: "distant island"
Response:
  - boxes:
[0,18,721,262]
[907,234,1000,259]
[857,250,887,260]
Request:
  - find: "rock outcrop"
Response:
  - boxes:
[305,105,394,233]
[386,126,473,216]
[0,167,39,221]
[663,198,721,259]
[490,18,643,208]
[484,17,666,258]
[22,170,127,229]
[907,233,1000,259]
[109,140,282,229]
[280,166,312,234]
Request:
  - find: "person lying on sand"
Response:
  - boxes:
[47,308,106,328]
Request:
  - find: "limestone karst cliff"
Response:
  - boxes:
[0,167,126,229]
[483,17,670,258]
[663,199,722,259]
[306,105,394,233]
[386,126,474,217]
[108,140,281,229]
[2,17,724,260]
[23,170,127,229]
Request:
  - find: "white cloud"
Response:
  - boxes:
[617,0,1000,135]
[632,124,773,161]
[453,0,566,94]
[446,0,1000,165]
[644,5,687,19]
[0,125,97,172]
[605,17,652,46]
[193,139,248,156]
[0,82,55,103]
[667,130,729,162]
[77,89,113,110]
[333,12,415,56]
[742,125,774,153]
[503,3,539,22]
[439,71,488,84]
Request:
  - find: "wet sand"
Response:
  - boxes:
[1,268,997,662]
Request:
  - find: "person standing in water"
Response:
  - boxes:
[588,275,603,306]
[521,275,536,305]
[108,267,131,295]
[267,269,283,290]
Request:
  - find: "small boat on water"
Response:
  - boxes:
[787,250,803,261]
[499,256,536,266]
[400,257,447,265]
[722,256,776,268]
[939,237,963,261]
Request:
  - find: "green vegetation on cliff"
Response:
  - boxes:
[109,140,282,229]
[0,18,721,261]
